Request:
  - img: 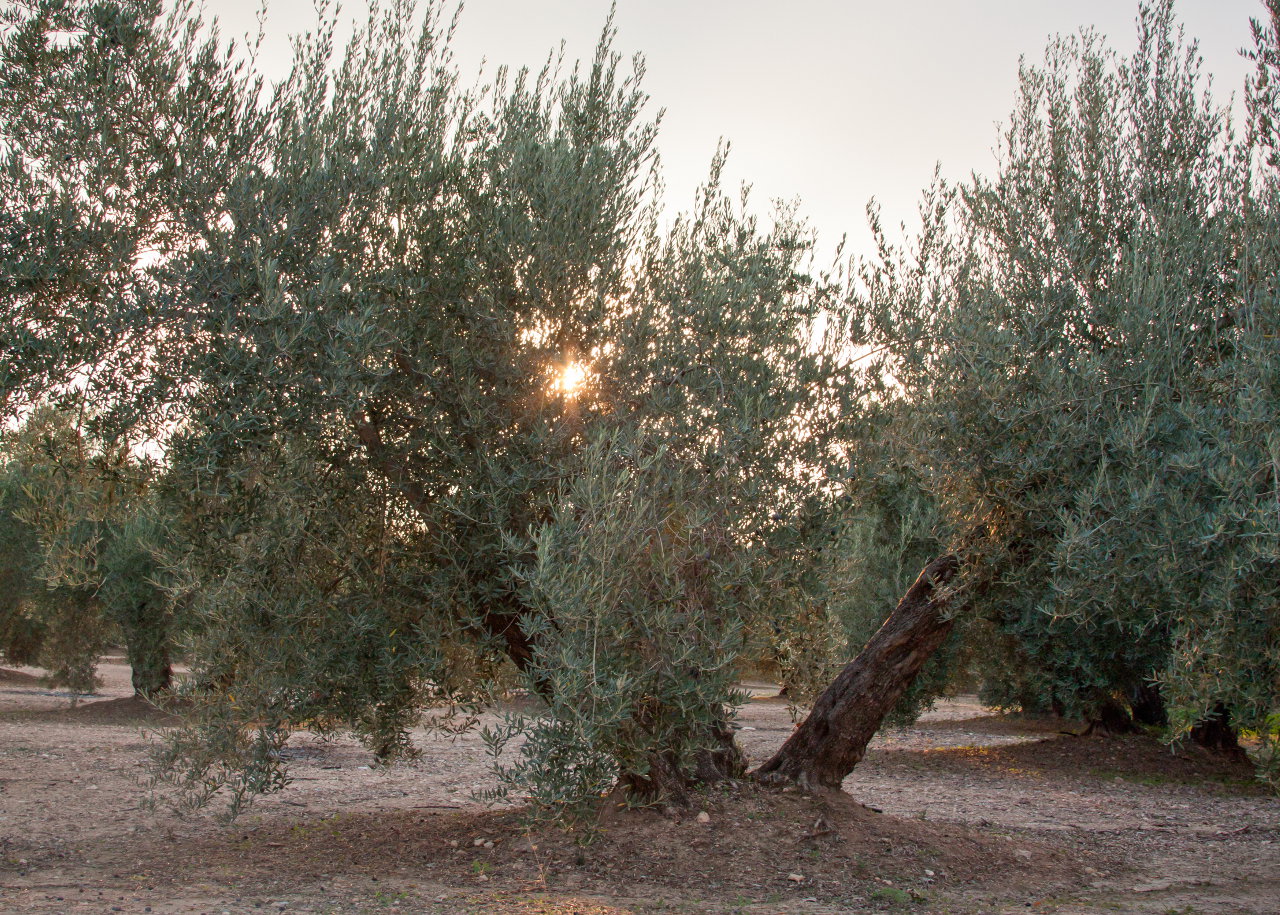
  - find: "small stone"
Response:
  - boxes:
[924,869,935,877]
[472,838,485,847]
[449,840,458,848]
[696,811,711,824]
[788,873,805,883]
[483,840,495,849]
[1014,849,1033,861]
[477,874,489,882]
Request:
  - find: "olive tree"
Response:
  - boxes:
[0,407,176,695]
[762,0,1280,788]
[2,0,857,817]
[0,460,104,692]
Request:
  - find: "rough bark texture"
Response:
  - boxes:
[130,655,172,698]
[694,718,747,784]
[123,610,173,698]
[753,554,961,791]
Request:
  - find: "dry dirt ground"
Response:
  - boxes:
[2,658,1277,915]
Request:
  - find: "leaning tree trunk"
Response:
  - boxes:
[754,554,961,791]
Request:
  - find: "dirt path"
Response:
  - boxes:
[1,659,1276,914]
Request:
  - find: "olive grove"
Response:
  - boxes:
[1,0,1277,824]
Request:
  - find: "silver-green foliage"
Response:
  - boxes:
[853,1,1278,756]
[1,0,855,814]
[0,407,174,694]
[0,410,113,692]
[481,431,748,823]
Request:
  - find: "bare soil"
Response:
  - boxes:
[1,659,1277,914]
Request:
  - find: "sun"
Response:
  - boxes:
[556,361,588,398]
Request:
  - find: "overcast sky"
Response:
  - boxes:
[212,0,1264,260]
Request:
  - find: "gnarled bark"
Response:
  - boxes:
[694,717,747,784]
[753,554,960,791]
[123,607,173,698]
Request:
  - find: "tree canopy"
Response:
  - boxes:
[2,0,861,815]
[1,0,1277,817]
[846,0,1279,746]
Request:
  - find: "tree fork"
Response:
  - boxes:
[753,553,961,791]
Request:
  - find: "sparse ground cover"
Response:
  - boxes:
[1,659,1276,914]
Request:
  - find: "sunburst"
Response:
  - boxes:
[555,361,588,398]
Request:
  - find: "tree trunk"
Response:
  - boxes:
[127,635,172,697]
[123,601,173,698]
[619,712,745,807]
[1190,702,1249,761]
[1082,697,1139,736]
[694,716,747,785]
[753,554,960,791]
[1128,682,1167,727]
[130,653,173,697]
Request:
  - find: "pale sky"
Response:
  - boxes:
[210,0,1263,261]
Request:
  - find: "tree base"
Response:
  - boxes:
[1189,703,1249,762]
[752,555,961,791]
[1082,698,1140,736]
[618,718,746,807]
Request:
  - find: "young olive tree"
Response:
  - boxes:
[761,0,1280,788]
[0,460,46,668]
